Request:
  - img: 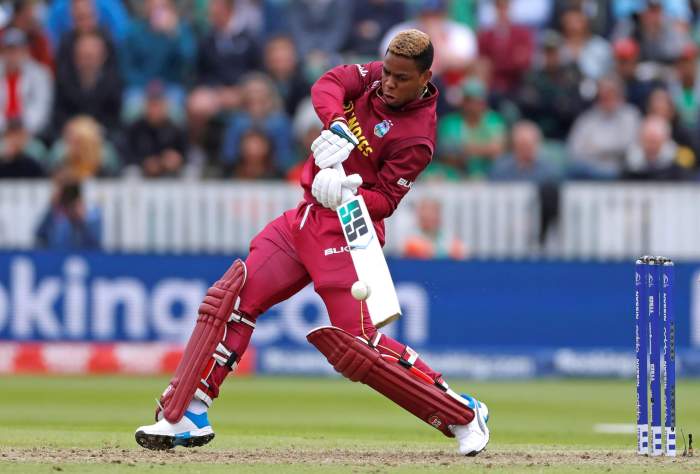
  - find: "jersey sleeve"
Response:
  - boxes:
[358,144,432,221]
[311,62,383,128]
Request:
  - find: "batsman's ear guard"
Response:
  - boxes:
[307,326,474,437]
[159,259,246,423]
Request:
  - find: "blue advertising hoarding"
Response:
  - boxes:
[0,251,698,377]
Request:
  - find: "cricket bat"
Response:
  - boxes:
[333,162,401,328]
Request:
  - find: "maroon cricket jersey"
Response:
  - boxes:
[301,61,439,244]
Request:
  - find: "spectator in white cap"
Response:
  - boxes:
[0,27,52,135]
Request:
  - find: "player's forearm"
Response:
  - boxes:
[311,74,348,127]
[311,63,380,127]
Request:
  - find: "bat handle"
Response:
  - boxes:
[333,162,355,202]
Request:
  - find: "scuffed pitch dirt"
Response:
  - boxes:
[1,446,699,469]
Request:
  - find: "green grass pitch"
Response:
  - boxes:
[1,375,699,473]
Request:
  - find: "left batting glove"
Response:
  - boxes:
[311,168,363,209]
[310,121,359,169]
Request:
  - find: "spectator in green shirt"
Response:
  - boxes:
[437,77,506,178]
[668,43,700,131]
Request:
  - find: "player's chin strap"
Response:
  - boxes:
[307,326,474,437]
[157,259,247,423]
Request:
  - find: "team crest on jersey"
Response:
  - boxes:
[374,119,393,138]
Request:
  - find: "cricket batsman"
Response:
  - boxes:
[135,29,490,456]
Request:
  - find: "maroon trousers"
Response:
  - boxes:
[205,202,441,399]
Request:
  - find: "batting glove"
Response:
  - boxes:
[310,121,359,169]
[311,168,363,209]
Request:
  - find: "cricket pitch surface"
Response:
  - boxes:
[1,376,698,473]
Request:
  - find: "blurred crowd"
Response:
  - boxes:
[2,0,700,253]
[3,0,700,183]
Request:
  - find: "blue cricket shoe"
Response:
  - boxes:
[135,410,214,450]
[451,394,490,456]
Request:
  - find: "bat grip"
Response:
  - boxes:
[333,162,354,202]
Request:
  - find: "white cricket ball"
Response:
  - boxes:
[351,281,371,301]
